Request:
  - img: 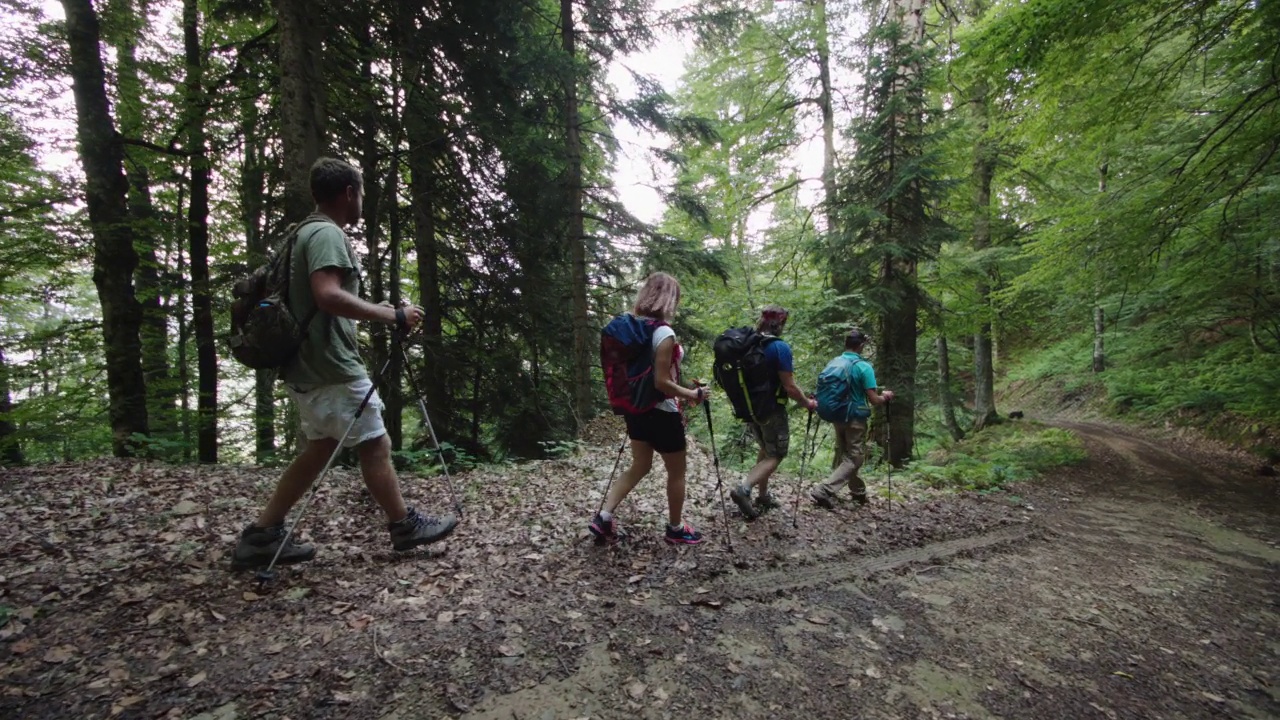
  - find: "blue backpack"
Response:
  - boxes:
[600,314,668,415]
[815,354,871,423]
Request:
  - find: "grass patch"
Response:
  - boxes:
[905,421,1087,493]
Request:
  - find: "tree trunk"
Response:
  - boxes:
[1093,306,1106,373]
[0,345,23,466]
[1093,162,1108,373]
[359,17,394,447]
[276,0,326,222]
[877,0,927,466]
[387,168,404,450]
[404,42,450,443]
[936,335,965,442]
[814,0,838,235]
[241,89,275,462]
[109,1,173,434]
[61,0,149,457]
[183,0,216,463]
[969,69,1000,433]
[561,0,593,431]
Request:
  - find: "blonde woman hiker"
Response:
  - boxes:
[592,272,711,545]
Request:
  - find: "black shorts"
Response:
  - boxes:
[624,409,687,454]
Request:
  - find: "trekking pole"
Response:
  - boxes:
[792,407,815,528]
[885,401,893,511]
[257,351,395,588]
[700,391,734,552]
[398,336,464,516]
[597,434,629,515]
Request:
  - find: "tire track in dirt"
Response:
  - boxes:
[716,525,1032,600]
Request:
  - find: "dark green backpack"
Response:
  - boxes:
[227,219,322,371]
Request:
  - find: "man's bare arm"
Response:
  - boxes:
[310,268,422,327]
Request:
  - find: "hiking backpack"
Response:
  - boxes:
[712,327,783,422]
[815,354,872,424]
[600,314,670,415]
[227,219,323,371]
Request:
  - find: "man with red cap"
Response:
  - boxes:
[728,305,818,520]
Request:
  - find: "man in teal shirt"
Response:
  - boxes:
[811,328,894,508]
[232,158,457,570]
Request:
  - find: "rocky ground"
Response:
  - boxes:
[1,416,1276,719]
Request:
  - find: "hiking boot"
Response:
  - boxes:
[665,523,703,545]
[588,513,625,545]
[389,507,458,551]
[850,493,870,507]
[730,484,760,520]
[231,523,316,570]
[754,493,782,513]
[810,489,835,510]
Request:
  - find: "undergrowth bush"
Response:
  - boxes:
[906,422,1086,493]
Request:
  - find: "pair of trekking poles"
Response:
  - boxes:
[788,402,895,520]
[593,389,896,550]
[596,393,895,553]
[257,323,463,586]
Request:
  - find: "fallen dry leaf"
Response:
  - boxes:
[807,615,831,625]
[242,592,261,602]
[437,611,455,624]
[497,642,524,657]
[627,681,646,700]
[10,637,36,654]
[186,671,207,687]
[42,645,74,664]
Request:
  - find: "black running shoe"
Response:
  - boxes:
[231,523,316,570]
[664,523,703,545]
[389,507,458,551]
[588,513,624,544]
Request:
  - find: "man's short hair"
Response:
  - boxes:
[310,157,362,205]
[846,327,869,350]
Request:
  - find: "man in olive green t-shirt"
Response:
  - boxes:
[232,158,458,570]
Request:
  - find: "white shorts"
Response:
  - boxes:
[287,378,387,448]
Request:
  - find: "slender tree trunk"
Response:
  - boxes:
[359,18,393,446]
[183,0,216,462]
[276,0,326,222]
[561,0,593,430]
[1093,162,1108,373]
[936,335,965,442]
[387,161,404,450]
[109,1,173,433]
[814,0,838,235]
[0,345,23,466]
[241,90,275,462]
[971,81,998,431]
[404,40,455,443]
[61,0,149,457]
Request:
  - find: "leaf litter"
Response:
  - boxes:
[0,415,1035,718]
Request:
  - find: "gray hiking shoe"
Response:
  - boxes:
[850,492,870,507]
[730,484,760,520]
[231,523,316,570]
[389,507,458,551]
[755,493,782,513]
[810,489,835,510]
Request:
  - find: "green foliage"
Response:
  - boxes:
[909,422,1086,492]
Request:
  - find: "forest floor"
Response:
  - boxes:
[1,415,1277,720]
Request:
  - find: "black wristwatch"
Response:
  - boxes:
[394,307,409,333]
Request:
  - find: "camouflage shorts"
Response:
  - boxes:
[748,408,790,459]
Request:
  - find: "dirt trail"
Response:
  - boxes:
[446,422,1280,720]
[1,421,1277,719]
